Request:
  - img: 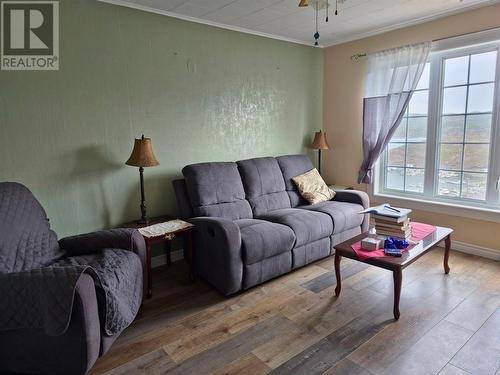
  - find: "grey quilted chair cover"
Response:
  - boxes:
[0,182,143,336]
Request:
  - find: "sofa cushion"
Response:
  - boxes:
[299,201,364,234]
[243,252,292,290]
[276,155,315,207]
[237,157,290,216]
[236,219,295,265]
[182,162,252,220]
[257,208,333,247]
[292,237,331,269]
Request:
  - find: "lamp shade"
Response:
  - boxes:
[311,130,330,150]
[125,135,159,167]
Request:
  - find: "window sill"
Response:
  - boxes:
[371,191,500,224]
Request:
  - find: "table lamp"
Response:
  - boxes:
[126,134,159,224]
[311,130,330,175]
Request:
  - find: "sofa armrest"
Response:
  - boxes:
[59,228,147,298]
[333,189,369,208]
[0,273,101,375]
[333,190,370,231]
[189,217,243,296]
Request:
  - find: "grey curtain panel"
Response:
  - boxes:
[358,41,432,184]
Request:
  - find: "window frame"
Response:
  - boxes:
[375,34,500,212]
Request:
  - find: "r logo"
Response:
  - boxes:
[1,1,59,70]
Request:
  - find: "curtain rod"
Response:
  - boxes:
[350,26,500,61]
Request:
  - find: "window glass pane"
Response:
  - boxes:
[439,144,463,170]
[388,143,405,166]
[408,91,428,116]
[438,170,461,197]
[467,83,495,113]
[405,168,424,193]
[469,51,497,84]
[444,55,469,87]
[465,114,492,142]
[441,115,465,142]
[386,167,404,190]
[442,86,467,114]
[463,144,490,172]
[406,143,426,168]
[391,119,407,142]
[461,173,487,200]
[407,117,427,142]
[416,63,430,90]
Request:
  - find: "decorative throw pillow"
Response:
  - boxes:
[292,168,336,205]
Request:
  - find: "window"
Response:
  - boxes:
[386,63,430,193]
[378,38,500,210]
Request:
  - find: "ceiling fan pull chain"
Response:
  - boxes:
[314,4,320,46]
[326,0,329,22]
[335,0,338,15]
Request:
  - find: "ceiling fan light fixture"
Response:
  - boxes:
[299,0,343,45]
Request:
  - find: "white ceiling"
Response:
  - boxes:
[99,0,500,47]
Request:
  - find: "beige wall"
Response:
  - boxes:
[323,4,500,252]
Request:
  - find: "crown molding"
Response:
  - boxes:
[323,0,500,47]
[97,0,499,50]
[97,0,319,48]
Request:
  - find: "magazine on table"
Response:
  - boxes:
[358,203,412,219]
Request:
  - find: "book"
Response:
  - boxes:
[359,204,412,222]
[372,214,408,224]
[370,219,410,230]
[376,230,411,240]
[371,217,410,227]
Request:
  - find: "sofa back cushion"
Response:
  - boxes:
[276,154,315,207]
[0,182,61,273]
[182,162,252,220]
[237,157,291,216]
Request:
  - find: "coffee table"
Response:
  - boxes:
[333,226,452,320]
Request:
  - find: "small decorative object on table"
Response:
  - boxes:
[123,216,195,298]
[361,237,382,251]
[125,134,160,224]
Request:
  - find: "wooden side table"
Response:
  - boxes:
[328,185,354,191]
[122,215,195,298]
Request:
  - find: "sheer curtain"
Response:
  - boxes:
[358,42,432,184]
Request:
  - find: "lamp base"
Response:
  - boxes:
[137,217,149,225]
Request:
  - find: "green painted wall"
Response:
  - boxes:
[0,0,323,238]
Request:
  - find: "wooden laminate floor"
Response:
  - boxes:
[89,248,500,375]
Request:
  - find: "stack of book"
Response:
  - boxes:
[359,204,412,240]
[371,215,411,240]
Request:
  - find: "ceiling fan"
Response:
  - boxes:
[298,0,344,45]
[298,0,344,10]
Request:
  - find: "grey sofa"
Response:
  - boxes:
[173,154,369,296]
[0,182,147,375]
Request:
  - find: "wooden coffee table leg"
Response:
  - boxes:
[334,252,342,296]
[444,234,451,274]
[393,268,402,320]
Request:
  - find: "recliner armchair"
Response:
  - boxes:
[0,182,146,375]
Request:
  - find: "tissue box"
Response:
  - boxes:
[361,237,382,251]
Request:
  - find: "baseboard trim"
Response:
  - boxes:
[151,249,184,268]
[438,240,500,261]
[151,241,499,268]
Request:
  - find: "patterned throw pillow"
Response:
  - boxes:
[292,168,336,205]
